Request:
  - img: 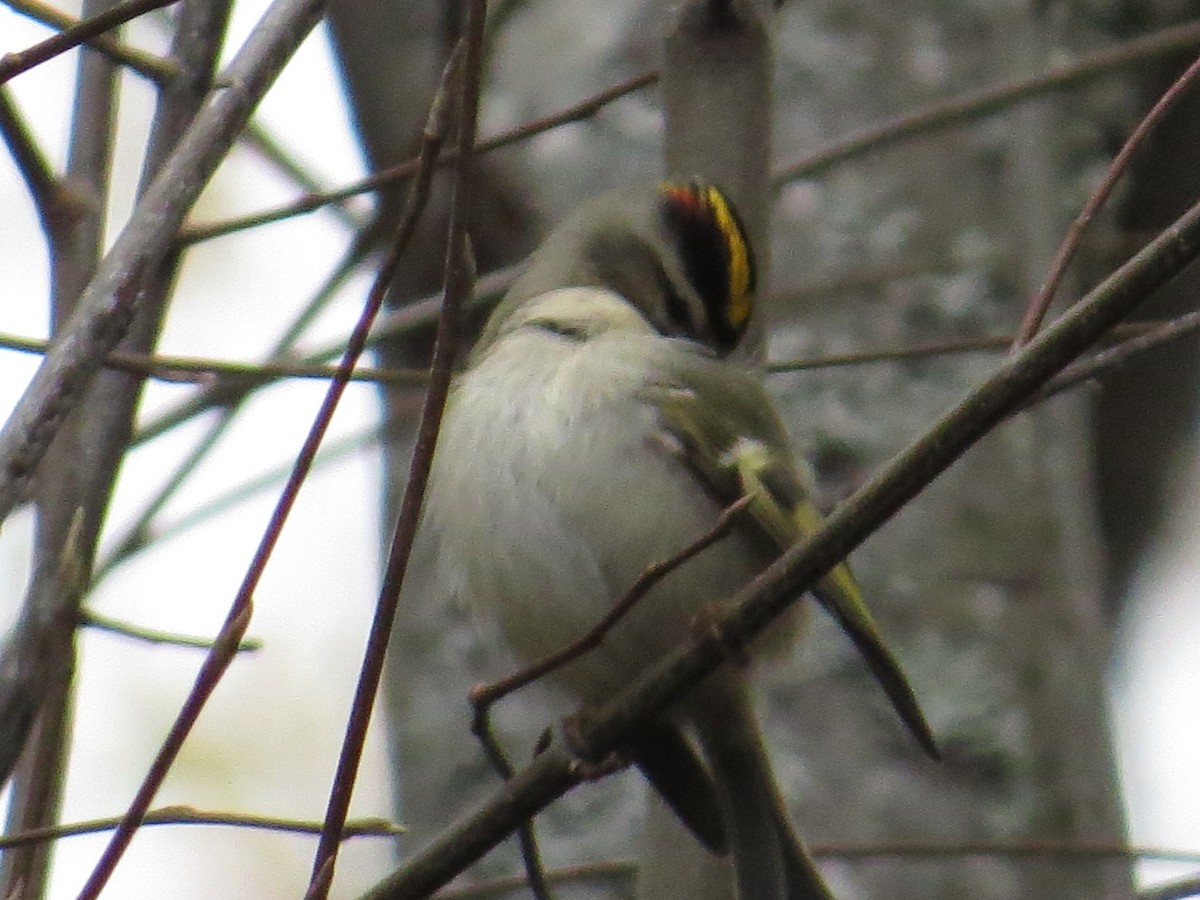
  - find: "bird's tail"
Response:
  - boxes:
[692,682,835,900]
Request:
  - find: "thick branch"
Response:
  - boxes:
[355,182,1200,900]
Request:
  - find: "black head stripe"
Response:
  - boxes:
[659,181,756,355]
[654,259,698,338]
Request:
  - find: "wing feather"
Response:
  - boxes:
[643,366,938,759]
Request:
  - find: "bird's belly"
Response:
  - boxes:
[427,341,799,705]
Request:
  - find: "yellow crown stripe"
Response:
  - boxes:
[704,186,753,330]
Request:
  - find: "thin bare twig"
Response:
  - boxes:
[470,495,753,719]
[1,0,178,81]
[130,260,517,447]
[1032,310,1200,405]
[178,70,658,246]
[0,0,183,83]
[81,233,376,589]
[86,312,1194,580]
[76,309,1200,587]
[768,336,1009,372]
[99,427,378,578]
[0,806,401,849]
[514,819,552,900]
[180,16,1200,245]
[1013,51,1200,346]
[764,320,1192,372]
[305,9,486,893]
[124,3,362,234]
[0,85,69,233]
[4,319,1182,385]
[50,309,1196,599]
[0,329,426,386]
[79,609,264,652]
[241,120,367,232]
[91,252,502,586]
[0,304,1182,392]
[308,856,337,900]
[773,19,1200,185]
[98,230,379,581]
[811,838,1195,862]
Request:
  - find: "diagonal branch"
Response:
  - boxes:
[354,173,1200,900]
[470,496,754,720]
[0,85,67,233]
[178,70,658,245]
[0,0,184,83]
[0,328,425,386]
[773,19,1200,185]
[79,609,264,652]
[1,0,178,81]
[1013,50,1200,345]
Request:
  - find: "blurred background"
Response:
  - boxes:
[1,1,1199,897]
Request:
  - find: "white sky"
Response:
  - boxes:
[2,5,393,897]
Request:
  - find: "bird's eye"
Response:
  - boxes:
[659,181,757,355]
[530,318,588,341]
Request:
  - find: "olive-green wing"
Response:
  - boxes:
[644,368,938,759]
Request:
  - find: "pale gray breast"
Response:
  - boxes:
[427,318,784,703]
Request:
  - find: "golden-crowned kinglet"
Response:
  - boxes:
[423,182,935,899]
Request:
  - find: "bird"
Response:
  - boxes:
[421,180,937,899]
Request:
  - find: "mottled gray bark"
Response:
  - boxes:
[662,0,775,270]
[757,4,1132,898]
